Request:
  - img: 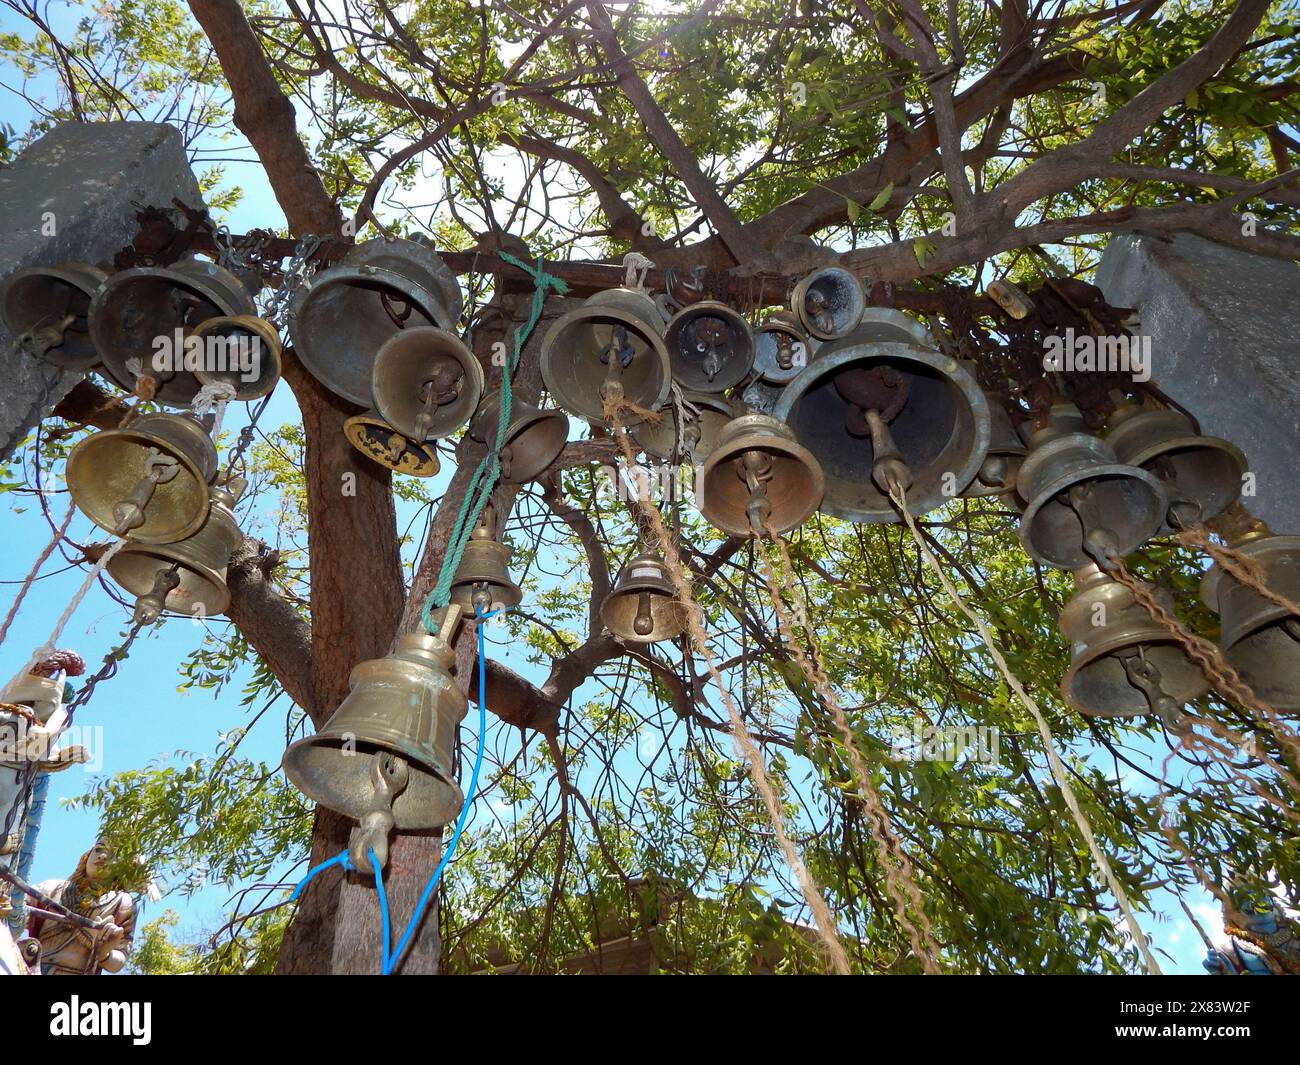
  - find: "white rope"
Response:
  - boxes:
[0,539,128,701]
[622,251,655,294]
[191,382,238,439]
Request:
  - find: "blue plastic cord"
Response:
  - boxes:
[370,847,391,968]
[289,849,353,901]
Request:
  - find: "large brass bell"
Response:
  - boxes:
[468,390,568,484]
[372,327,483,441]
[961,399,1027,500]
[190,315,282,401]
[106,478,245,623]
[1059,563,1208,721]
[282,605,468,837]
[449,505,522,614]
[1106,403,1246,531]
[600,549,688,642]
[633,393,734,463]
[90,256,257,405]
[0,261,108,370]
[663,301,754,392]
[288,238,463,407]
[790,266,865,340]
[1200,525,1300,710]
[1017,404,1165,570]
[771,332,989,523]
[540,288,671,424]
[753,312,814,385]
[699,413,825,537]
[343,410,440,477]
[66,411,217,542]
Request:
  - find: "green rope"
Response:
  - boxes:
[420,253,568,632]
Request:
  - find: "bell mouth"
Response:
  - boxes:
[540,307,671,425]
[344,413,441,477]
[699,435,824,537]
[753,321,809,385]
[107,547,230,618]
[793,268,865,340]
[632,395,732,462]
[372,328,483,441]
[192,317,282,401]
[1065,642,1209,717]
[1140,441,1247,529]
[665,303,754,393]
[773,341,988,523]
[1019,466,1166,571]
[1222,622,1300,710]
[1,265,105,370]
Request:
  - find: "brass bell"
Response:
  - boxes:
[1106,403,1246,531]
[961,399,1027,499]
[282,606,467,831]
[1200,526,1300,710]
[189,315,282,400]
[790,266,865,340]
[600,549,688,643]
[0,261,108,370]
[372,327,483,441]
[66,411,217,543]
[699,413,825,537]
[1017,404,1166,570]
[449,504,522,614]
[343,410,441,477]
[90,256,257,405]
[663,301,754,392]
[753,313,814,385]
[1059,563,1208,720]
[632,392,734,463]
[540,288,671,424]
[287,238,461,406]
[771,333,990,523]
[107,478,245,623]
[468,390,568,484]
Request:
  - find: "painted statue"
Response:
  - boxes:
[1203,881,1300,975]
[26,841,137,975]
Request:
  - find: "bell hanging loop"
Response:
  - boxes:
[0,261,108,370]
[663,301,754,393]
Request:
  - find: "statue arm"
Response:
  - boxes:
[99,893,136,974]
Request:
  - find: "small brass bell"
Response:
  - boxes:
[1200,525,1300,710]
[343,410,441,477]
[0,261,108,370]
[1059,563,1208,721]
[1106,403,1246,531]
[449,504,522,614]
[699,413,825,537]
[540,288,671,424]
[961,400,1027,499]
[771,333,990,523]
[372,327,484,441]
[663,301,754,393]
[282,605,468,833]
[66,411,217,543]
[189,315,282,400]
[287,238,462,407]
[601,549,687,643]
[790,266,865,340]
[468,390,568,484]
[107,478,245,623]
[753,312,813,385]
[632,393,734,463]
[90,256,257,405]
[1016,404,1166,570]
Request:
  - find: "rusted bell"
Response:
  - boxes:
[962,400,1027,499]
[0,261,108,370]
[1059,563,1208,721]
[468,390,568,484]
[107,478,244,623]
[632,393,734,463]
[1016,404,1166,571]
[66,411,217,543]
[372,327,483,441]
[282,606,467,831]
[663,301,754,392]
[90,256,257,405]
[287,238,462,407]
[343,410,440,477]
[449,505,522,615]
[540,288,671,425]
[1106,403,1246,531]
[771,333,989,523]
[1200,528,1300,710]
[601,550,687,642]
[790,266,865,340]
[189,315,282,400]
[699,413,825,537]
[753,312,813,385]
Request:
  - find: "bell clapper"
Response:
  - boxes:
[1121,651,1189,732]
[633,591,655,636]
[350,751,412,875]
[775,332,795,371]
[864,408,913,498]
[599,324,635,369]
[737,450,775,536]
[599,342,626,404]
[16,312,76,359]
[133,564,182,625]
[112,448,182,534]
[1066,482,1122,570]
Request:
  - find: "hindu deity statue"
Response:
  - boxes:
[26,841,137,975]
[1203,880,1300,975]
